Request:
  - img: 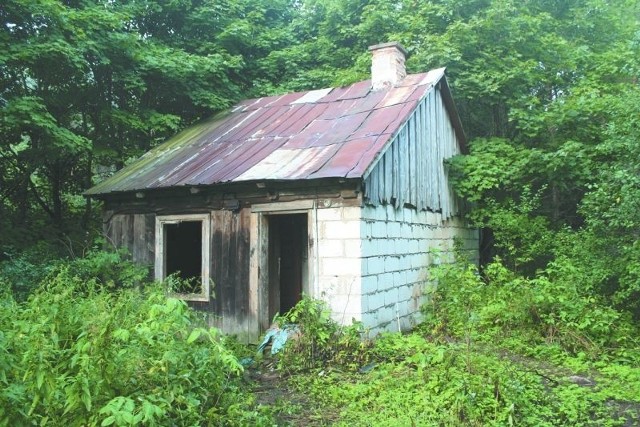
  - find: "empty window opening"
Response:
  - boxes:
[268,214,308,319]
[155,214,210,302]
[165,221,202,294]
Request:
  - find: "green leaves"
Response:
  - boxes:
[1,0,298,242]
[0,256,256,425]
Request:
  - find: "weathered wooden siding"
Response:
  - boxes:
[364,84,461,218]
[105,209,252,337]
[104,212,155,268]
[101,181,360,340]
[189,208,251,337]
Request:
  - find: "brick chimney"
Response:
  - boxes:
[369,42,408,90]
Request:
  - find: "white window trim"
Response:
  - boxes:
[155,213,210,302]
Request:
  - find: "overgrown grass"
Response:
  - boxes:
[2,249,639,425]
[0,251,274,426]
[269,256,640,426]
[286,334,640,426]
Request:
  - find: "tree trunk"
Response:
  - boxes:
[50,163,64,230]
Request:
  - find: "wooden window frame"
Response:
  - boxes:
[155,213,211,302]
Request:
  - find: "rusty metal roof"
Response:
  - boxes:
[86,68,460,196]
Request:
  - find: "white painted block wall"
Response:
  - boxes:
[315,206,363,325]
[360,205,478,334]
[314,205,479,334]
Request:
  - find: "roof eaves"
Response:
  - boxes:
[437,75,468,152]
[84,111,231,196]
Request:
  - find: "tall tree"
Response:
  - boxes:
[0,0,293,247]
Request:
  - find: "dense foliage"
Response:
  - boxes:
[1,0,639,425]
[2,0,639,275]
[0,0,294,246]
[0,253,273,426]
[273,258,640,425]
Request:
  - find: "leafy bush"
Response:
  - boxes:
[0,247,149,302]
[0,243,58,301]
[289,331,636,426]
[273,297,369,373]
[421,253,639,362]
[0,266,271,426]
[59,248,150,290]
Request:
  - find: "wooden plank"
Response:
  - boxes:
[417,102,425,211]
[380,156,388,204]
[367,166,376,205]
[132,214,148,265]
[392,134,400,207]
[111,214,133,253]
[124,215,134,255]
[111,215,123,249]
[252,200,314,212]
[408,114,417,208]
[210,210,224,314]
[399,127,408,207]
[104,182,361,215]
[380,152,387,204]
[223,210,236,321]
[248,211,260,337]
[235,208,251,340]
[436,87,444,213]
[144,214,155,266]
[257,214,269,330]
[429,90,439,210]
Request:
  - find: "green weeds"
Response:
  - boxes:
[0,252,273,426]
[2,250,639,425]
[270,256,640,426]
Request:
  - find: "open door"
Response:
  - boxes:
[267,214,308,320]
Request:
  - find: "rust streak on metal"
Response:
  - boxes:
[87,69,462,196]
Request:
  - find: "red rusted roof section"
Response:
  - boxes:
[86,68,456,196]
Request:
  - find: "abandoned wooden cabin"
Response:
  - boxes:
[86,42,479,340]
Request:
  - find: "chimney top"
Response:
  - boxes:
[369,42,408,90]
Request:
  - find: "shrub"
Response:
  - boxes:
[0,266,271,426]
[273,297,369,373]
[0,247,149,302]
[0,243,57,301]
[421,253,639,361]
[53,248,150,290]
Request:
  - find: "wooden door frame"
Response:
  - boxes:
[249,201,317,332]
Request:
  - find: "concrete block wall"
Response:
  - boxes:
[360,205,479,334]
[315,206,363,325]
[313,204,479,333]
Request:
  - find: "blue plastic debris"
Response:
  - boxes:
[358,362,377,374]
[239,357,254,368]
[257,324,300,355]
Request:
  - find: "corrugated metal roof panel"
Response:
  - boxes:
[275,103,331,137]
[337,80,372,100]
[214,137,288,183]
[308,136,378,179]
[86,69,456,196]
[291,87,333,104]
[347,134,394,178]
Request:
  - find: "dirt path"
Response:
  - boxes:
[249,366,338,426]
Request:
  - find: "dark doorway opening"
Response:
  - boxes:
[165,221,202,294]
[268,214,308,319]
